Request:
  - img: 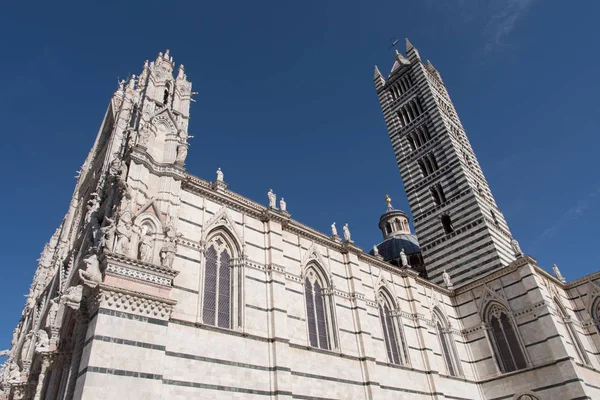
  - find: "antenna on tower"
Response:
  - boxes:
[388,38,400,50]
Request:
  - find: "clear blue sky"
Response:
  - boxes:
[1,0,599,352]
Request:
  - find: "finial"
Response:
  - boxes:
[164,49,170,59]
[405,38,414,51]
[395,49,400,55]
[385,194,393,211]
[158,52,163,58]
[177,64,185,80]
[143,59,149,68]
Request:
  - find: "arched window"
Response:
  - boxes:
[434,309,462,377]
[441,215,454,234]
[163,82,172,105]
[555,299,589,365]
[304,267,337,350]
[378,290,408,365]
[202,230,243,328]
[486,304,527,373]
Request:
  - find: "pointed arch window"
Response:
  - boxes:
[434,309,462,376]
[201,231,244,330]
[487,305,527,373]
[304,267,338,350]
[377,292,408,365]
[555,299,590,365]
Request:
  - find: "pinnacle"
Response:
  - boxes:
[405,37,414,51]
[374,65,382,78]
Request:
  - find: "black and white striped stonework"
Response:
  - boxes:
[374,43,516,286]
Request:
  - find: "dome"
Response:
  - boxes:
[370,233,421,261]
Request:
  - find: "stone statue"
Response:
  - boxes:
[138,226,154,263]
[175,143,188,164]
[62,285,83,304]
[400,248,408,267]
[216,168,224,182]
[331,222,338,237]
[372,245,379,256]
[268,189,277,209]
[114,213,133,255]
[100,217,116,251]
[511,238,523,257]
[109,159,121,177]
[45,298,59,330]
[11,324,20,347]
[20,331,33,362]
[84,193,100,225]
[160,241,176,268]
[280,197,287,212]
[138,123,152,146]
[343,223,351,242]
[443,270,453,289]
[7,363,20,383]
[35,330,50,352]
[553,264,566,283]
[79,253,102,282]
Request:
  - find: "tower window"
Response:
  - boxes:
[431,184,446,206]
[441,215,454,234]
[163,82,172,105]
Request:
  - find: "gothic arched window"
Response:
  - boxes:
[486,304,527,373]
[434,309,462,376]
[304,267,337,350]
[377,291,407,365]
[555,299,589,365]
[202,235,233,328]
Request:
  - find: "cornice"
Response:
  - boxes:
[454,256,536,294]
[102,252,179,287]
[88,282,177,320]
[130,147,186,180]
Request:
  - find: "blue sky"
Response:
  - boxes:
[0,0,599,351]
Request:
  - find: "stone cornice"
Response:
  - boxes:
[130,147,186,180]
[88,282,177,320]
[454,256,536,294]
[102,252,179,287]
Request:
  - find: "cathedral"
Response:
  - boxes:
[1,40,600,400]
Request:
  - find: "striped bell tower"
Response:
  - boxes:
[374,39,517,286]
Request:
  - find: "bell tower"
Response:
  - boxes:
[374,40,518,286]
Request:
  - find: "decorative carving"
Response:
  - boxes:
[268,189,277,209]
[34,330,49,353]
[62,285,83,310]
[20,331,33,362]
[96,285,176,319]
[7,363,21,383]
[79,253,102,283]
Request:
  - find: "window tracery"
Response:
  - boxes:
[486,304,527,373]
[433,309,461,376]
[377,291,408,365]
[304,266,337,350]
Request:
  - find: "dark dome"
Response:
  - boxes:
[370,233,421,261]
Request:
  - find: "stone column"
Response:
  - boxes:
[33,356,51,400]
[262,212,292,399]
